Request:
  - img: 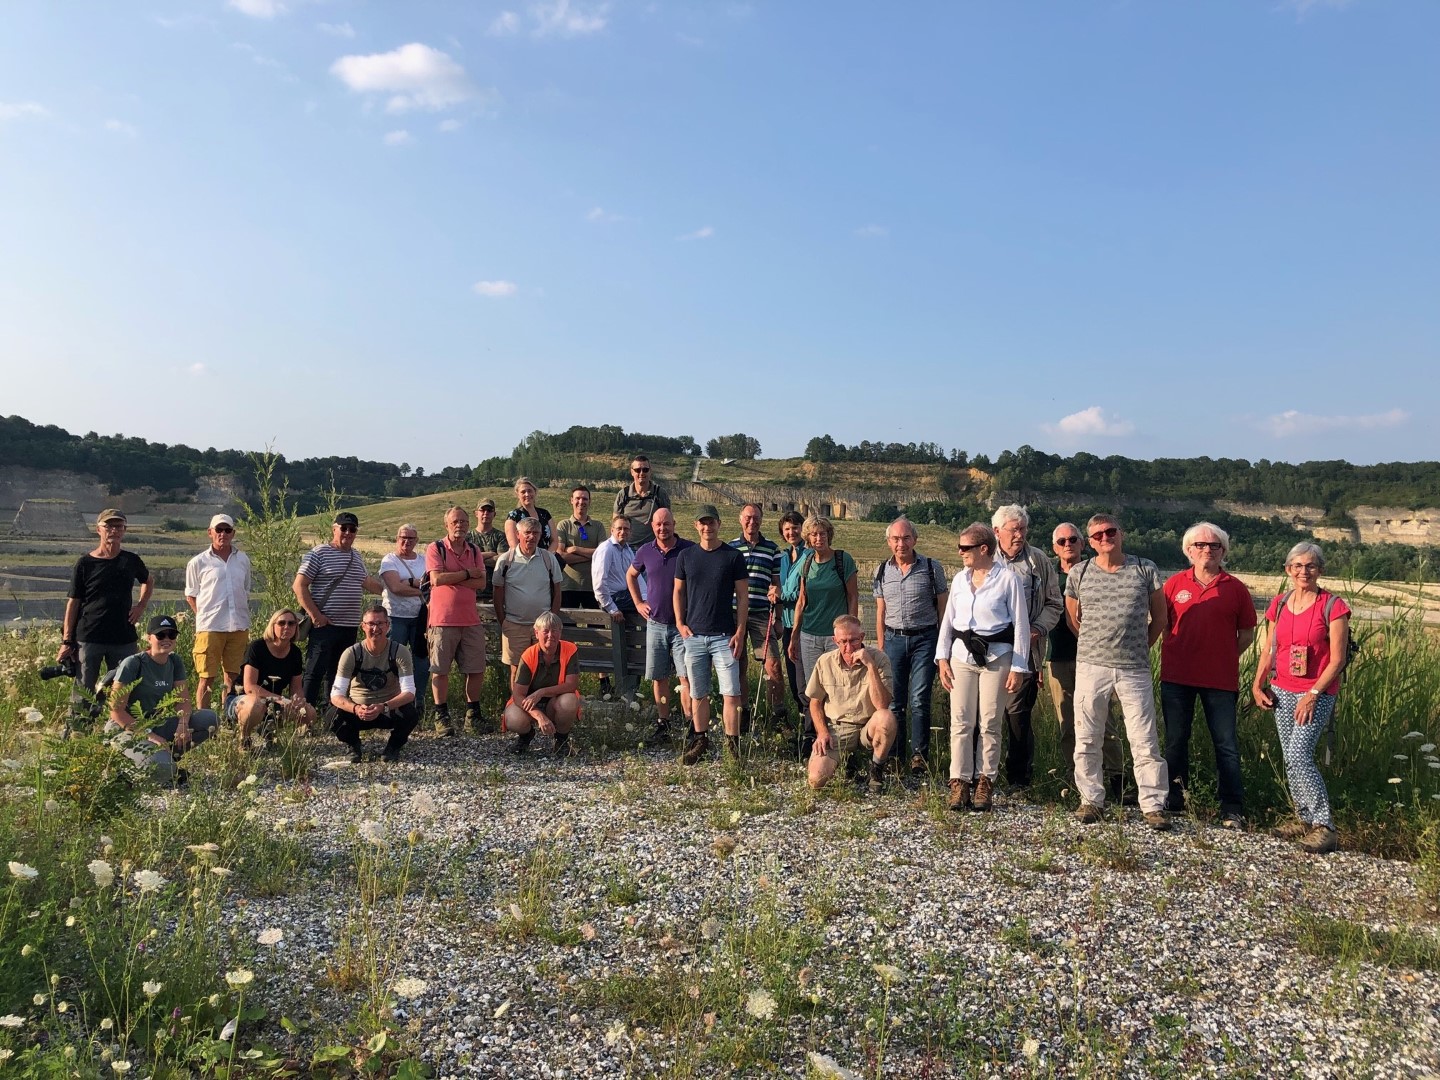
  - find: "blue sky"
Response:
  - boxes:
[2,0,1436,471]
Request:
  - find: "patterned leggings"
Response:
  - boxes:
[1272,688,1336,828]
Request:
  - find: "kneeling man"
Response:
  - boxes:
[329,603,419,764]
[504,612,581,757]
[806,615,897,793]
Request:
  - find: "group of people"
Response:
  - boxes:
[56,465,1351,854]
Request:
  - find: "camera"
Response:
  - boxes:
[40,656,80,681]
[356,668,390,693]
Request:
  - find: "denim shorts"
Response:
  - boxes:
[645,619,688,681]
[683,633,742,699]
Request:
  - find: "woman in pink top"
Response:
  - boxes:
[1251,542,1350,854]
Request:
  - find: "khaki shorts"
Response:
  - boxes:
[193,631,249,679]
[744,611,780,661]
[500,620,536,666]
[428,624,488,674]
[813,718,875,762]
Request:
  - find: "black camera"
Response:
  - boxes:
[40,656,80,681]
[356,668,390,692]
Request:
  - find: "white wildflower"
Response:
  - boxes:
[32,994,45,1006]
[224,968,254,988]
[210,866,233,877]
[509,902,524,921]
[1420,743,1436,753]
[43,799,59,813]
[604,1020,626,1047]
[1388,777,1404,785]
[0,1014,24,1029]
[806,1051,861,1080]
[1403,731,1425,740]
[358,820,386,846]
[409,791,438,817]
[111,1062,132,1074]
[8,861,39,881]
[1394,754,1410,761]
[186,843,220,855]
[19,707,43,724]
[744,988,777,1020]
[143,981,162,997]
[257,928,283,946]
[392,977,428,998]
[699,917,722,941]
[133,870,166,893]
[65,915,75,927]
[99,1018,113,1031]
[1023,1037,1040,1059]
[0,1049,12,1062]
[239,773,258,787]
[873,963,904,984]
[20,944,32,957]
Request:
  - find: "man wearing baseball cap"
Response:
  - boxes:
[467,498,508,603]
[294,511,385,708]
[185,514,252,712]
[58,508,153,696]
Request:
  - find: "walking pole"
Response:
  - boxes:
[749,609,775,749]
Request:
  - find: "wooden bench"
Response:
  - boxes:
[477,604,645,700]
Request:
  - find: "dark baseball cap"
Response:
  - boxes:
[147,614,178,634]
[696,504,721,522]
[334,511,360,527]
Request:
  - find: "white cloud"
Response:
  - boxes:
[317,21,356,38]
[488,11,521,36]
[227,0,286,18]
[1044,406,1135,438]
[0,102,49,122]
[1260,408,1407,438]
[105,119,139,138]
[586,206,622,223]
[677,225,714,241]
[330,43,477,113]
[438,118,462,132]
[473,280,518,297]
[532,0,609,37]
[232,42,284,69]
[188,362,208,376]
[383,129,412,146]
[854,224,888,239]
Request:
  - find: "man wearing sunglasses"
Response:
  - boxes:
[107,614,219,783]
[58,508,153,695]
[613,455,670,550]
[1064,514,1171,830]
[184,514,252,712]
[294,511,385,708]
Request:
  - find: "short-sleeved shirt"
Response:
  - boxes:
[1160,569,1257,692]
[69,551,151,644]
[335,641,414,706]
[506,506,553,549]
[555,516,598,593]
[424,540,483,627]
[613,483,670,550]
[184,547,252,633]
[493,547,564,625]
[114,651,185,718]
[797,550,858,636]
[1064,555,1162,670]
[675,543,749,637]
[234,639,303,698]
[873,556,946,631]
[631,538,694,625]
[297,545,367,627]
[1049,565,1079,664]
[1264,591,1351,696]
[806,646,894,728]
[728,534,781,615]
[466,527,508,600]
[512,640,579,700]
[379,552,427,619]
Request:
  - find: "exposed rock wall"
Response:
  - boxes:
[0,467,108,514]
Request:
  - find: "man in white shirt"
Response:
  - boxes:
[184,514,252,711]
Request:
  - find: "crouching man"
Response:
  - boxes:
[108,614,219,784]
[504,612,582,758]
[329,603,419,764]
[806,615,897,793]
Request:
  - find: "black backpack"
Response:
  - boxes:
[873,555,945,602]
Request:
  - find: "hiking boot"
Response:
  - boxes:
[1220,812,1246,831]
[553,732,573,759]
[381,747,402,764]
[651,717,671,742]
[972,775,994,812]
[1144,810,1172,832]
[1299,824,1339,854]
[1075,802,1104,825]
[947,778,971,811]
[867,760,885,795]
[909,753,928,777]
[681,731,709,766]
[510,730,534,756]
[434,716,456,738]
[465,707,487,734]
[348,746,364,765]
[1273,819,1310,840]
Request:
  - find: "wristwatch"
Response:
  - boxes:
[1306,688,1321,697]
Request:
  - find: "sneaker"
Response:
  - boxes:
[972,775,994,813]
[947,778,971,811]
[1273,819,1310,840]
[554,732,573,758]
[867,760,885,795]
[651,717,671,741]
[1220,812,1246,831]
[510,730,534,756]
[1144,811,1172,832]
[381,747,402,764]
[1075,802,1104,825]
[909,753,927,777]
[681,731,709,766]
[1299,824,1339,854]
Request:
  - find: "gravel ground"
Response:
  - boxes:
[227,706,1440,1080]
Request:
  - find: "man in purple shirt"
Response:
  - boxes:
[626,507,694,741]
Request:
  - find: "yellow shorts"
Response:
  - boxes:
[192,631,249,679]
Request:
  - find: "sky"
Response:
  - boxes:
[2,0,1437,472]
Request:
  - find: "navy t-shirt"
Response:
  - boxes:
[675,544,749,637]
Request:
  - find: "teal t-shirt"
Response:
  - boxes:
[798,550,858,636]
[114,652,185,718]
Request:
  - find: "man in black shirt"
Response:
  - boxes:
[58,508,153,693]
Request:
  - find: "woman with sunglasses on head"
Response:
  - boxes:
[107,614,218,783]
[936,524,1029,813]
[227,609,317,746]
[1252,542,1350,854]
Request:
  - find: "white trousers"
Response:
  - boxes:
[1073,662,1168,812]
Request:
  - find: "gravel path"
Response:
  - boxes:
[230,712,1440,1080]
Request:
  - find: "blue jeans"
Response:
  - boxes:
[882,627,939,758]
[388,616,431,689]
[1160,682,1244,815]
[683,634,742,699]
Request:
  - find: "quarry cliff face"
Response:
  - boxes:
[0,466,246,529]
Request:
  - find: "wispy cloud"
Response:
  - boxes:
[1281,0,1357,15]
[1044,406,1134,438]
[227,0,286,18]
[188,362,208,377]
[232,41,284,70]
[1260,408,1407,438]
[586,206,622,224]
[383,129,412,146]
[488,11,521,36]
[0,101,49,123]
[317,21,356,38]
[677,225,714,241]
[473,280,518,298]
[438,118,462,133]
[854,224,888,239]
[104,119,139,138]
[331,43,477,113]
[532,0,609,37]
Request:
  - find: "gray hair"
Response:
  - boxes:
[1182,521,1230,553]
[516,517,541,535]
[1285,541,1325,572]
[991,504,1029,529]
[1052,521,1080,542]
[886,516,917,540]
[1086,513,1121,533]
[396,522,418,537]
[533,611,562,634]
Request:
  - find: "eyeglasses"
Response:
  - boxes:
[362,622,387,630]
[1055,536,1080,546]
[338,525,359,533]
[1191,541,1224,551]
[958,543,983,553]
[835,636,864,646]
[100,522,126,530]
[152,630,178,641]
[276,619,298,628]
[1289,563,1320,574]
[1089,527,1119,541]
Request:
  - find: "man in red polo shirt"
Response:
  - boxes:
[1159,522,1257,828]
[426,506,488,736]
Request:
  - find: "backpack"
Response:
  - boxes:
[873,555,945,603]
[1268,591,1359,685]
[346,640,402,682]
[419,540,483,605]
[797,549,850,609]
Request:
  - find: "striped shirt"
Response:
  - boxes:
[297,544,367,627]
[729,533,781,615]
